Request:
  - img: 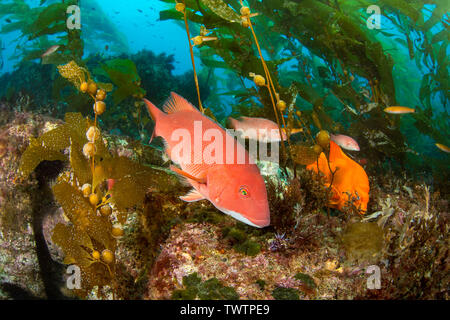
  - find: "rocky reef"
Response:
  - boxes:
[0,99,447,300]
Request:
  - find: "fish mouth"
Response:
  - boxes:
[218,207,270,228]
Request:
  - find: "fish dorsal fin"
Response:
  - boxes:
[163,92,199,114]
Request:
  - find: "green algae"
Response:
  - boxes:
[234,239,261,256]
[342,222,384,263]
[96,59,146,105]
[294,272,316,290]
[172,272,239,300]
[222,227,261,256]
[255,279,266,290]
[271,287,300,300]
[187,209,226,225]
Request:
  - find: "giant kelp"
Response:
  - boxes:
[17,111,177,297]
[159,0,448,171]
[93,58,146,106]
[0,0,129,66]
[0,0,138,119]
[0,48,209,145]
[0,0,83,65]
[79,0,130,54]
[2,0,449,300]
[16,59,179,297]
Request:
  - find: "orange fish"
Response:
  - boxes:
[383,106,415,114]
[306,141,370,213]
[144,92,270,228]
[435,143,450,153]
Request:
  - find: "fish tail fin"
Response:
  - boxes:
[144,98,165,123]
[144,98,165,144]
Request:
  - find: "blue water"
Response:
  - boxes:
[0,0,197,75]
[0,0,447,161]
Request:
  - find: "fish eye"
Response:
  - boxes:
[238,185,250,198]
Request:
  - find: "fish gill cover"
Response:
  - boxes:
[0,0,448,300]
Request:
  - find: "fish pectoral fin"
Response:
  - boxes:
[169,165,207,184]
[180,189,206,202]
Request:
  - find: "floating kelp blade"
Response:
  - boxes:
[290,145,319,166]
[200,0,241,22]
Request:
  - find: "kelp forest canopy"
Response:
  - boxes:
[159,0,449,179]
[0,0,448,182]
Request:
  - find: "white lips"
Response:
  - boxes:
[210,193,270,228]
[218,208,269,228]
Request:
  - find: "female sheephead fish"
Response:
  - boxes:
[41,45,60,58]
[228,116,302,143]
[384,106,415,114]
[330,134,360,151]
[144,92,270,228]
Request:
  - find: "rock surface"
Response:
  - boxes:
[0,104,447,300]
